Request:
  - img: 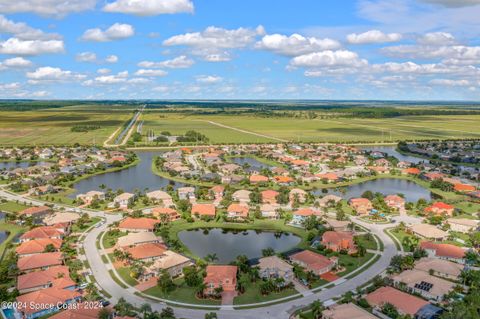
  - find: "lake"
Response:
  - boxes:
[314,178,432,202]
[230,157,273,173]
[178,228,301,263]
[0,161,48,170]
[361,145,424,164]
[70,151,185,197]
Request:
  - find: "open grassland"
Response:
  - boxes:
[0,108,131,146]
[140,112,480,144]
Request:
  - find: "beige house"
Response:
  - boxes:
[446,218,479,233]
[116,232,162,248]
[414,257,463,281]
[392,269,455,302]
[323,303,377,319]
[260,204,280,219]
[144,250,193,278]
[324,218,351,232]
[43,212,80,226]
[257,256,293,282]
[232,189,251,203]
[410,224,448,240]
[146,190,174,207]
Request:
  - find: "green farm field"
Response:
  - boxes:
[0,107,131,146]
[140,112,480,144]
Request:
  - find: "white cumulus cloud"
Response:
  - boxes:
[0,15,61,40]
[103,0,194,16]
[290,50,368,68]
[81,23,135,42]
[0,38,64,55]
[0,57,32,69]
[256,33,341,56]
[134,69,168,77]
[347,30,402,44]
[138,55,194,69]
[417,32,456,45]
[196,75,223,84]
[0,0,96,17]
[26,66,85,84]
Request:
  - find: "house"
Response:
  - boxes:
[446,218,479,233]
[454,183,476,193]
[273,175,294,185]
[227,203,249,219]
[316,195,342,208]
[392,269,455,301]
[423,172,445,181]
[144,250,193,278]
[125,243,167,261]
[112,192,135,209]
[232,189,251,203]
[17,252,63,273]
[414,257,463,281]
[261,190,279,204]
[209,185,225,199]
[349,198,373,215]
[316,173,340,183]
[76,191,105,204]
[43,212,80,226]
[191,203,216,218]
[146,190,173,206]
[16,287,82,319]
[323,218,351,232]
[384,194,405,211]
[420,241,466,263]
[49,303,105,319]
[249,174,269,184]
[17,266,73,294]
[257,256,294,283]
[321,231,356,254]
[116,232,162,248]
[402,167,421,175]
[365,286,429,317]
[289,250,336,275]
[410,224,448,240]
[149,207,180,222]
[289,188,307,203]
[20,226,65,242]
[322,303,377,319]
[291,208,319,226]
[118,217,159,232]
[18,205,52,219]
[204,265,238,295]
[16,238,63,256]
[177,187,195,200]
[260,204,280,219]
[424,202,454,216]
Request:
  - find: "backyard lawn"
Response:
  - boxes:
[233,274,298,305]
[0,201,30,213]
[144,278,221,305]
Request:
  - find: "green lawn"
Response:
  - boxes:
[102,230,127,249]
[0,201,30,213]
[354,234,378,250]
[0,221,26,260]
[336,252,375,276]
[144,278,221,305]
[71,217,101,233]
[389,228,413,251]
[108,269,128,288]
[116,267,139,286]
[233,275,297,305]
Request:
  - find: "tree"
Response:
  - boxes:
[381,302,399,319]
[183,266,201,287]
[262,247,275,257]
[98,307,111,319]
[205,253,218,263]
[140,303,152,318]
[205,313,217,319]
[157,270,175,293]
[402,236,419,252]
[310,300,324,319]
[159,307,176,319]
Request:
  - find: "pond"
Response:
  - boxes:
[230,157,273,173]
[178,228,301,263]
[0,231,7,246]
[70,151,185,197]
[314,178,432,202]
[361,145,425,164]
[0,161,48,170]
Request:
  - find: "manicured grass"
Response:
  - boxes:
[389,228,413,251]
[0,201,30,213]
[144,278,221,305]
[71,217,101,233]
[108,269,128,288]
[102,230,127,249]
[233,275,297,305]
[453,201,480,216]
[354,234,378,251]
[101,255,109,263]
[116,267,139,286]
[337,252,375,276]
[0,221,26,260]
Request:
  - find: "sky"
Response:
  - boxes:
[0,0,480,100]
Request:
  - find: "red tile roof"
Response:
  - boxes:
[293,208,317,217]
[290,250,334,273]
[454,183,476,192]
[20,226,64,241]
[17,252,63,272]
[49,303,103,319]
[17,287,81,315]
[191,203,216,216]
[118,217,159,231]
[17,266,71,291]
[366,286,428,316]
[249,175,269,183]
[126,243,167,260]
[18,206,51,216]
[420,241,466,259]
[227,203,249,218]
[16,238,63,255]
[204,265,237,287]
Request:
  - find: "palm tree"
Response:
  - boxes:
[140,303,152,318]
[195,282,207,298]
[310,300,324,319]
[205,253,218,263]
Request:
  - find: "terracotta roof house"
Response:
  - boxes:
[323,303,377,319]
[257,256,294,283]
[20,226,65,242]
[232,189,251,203]
[261,190,279,204]
[18,206,52,218]
[424,202,454,216]
[227,203,249,219]
[49,304,104,319]
[454,183,476,193]
[125,243,167,261]
[17,265,72,294]
[144,250,193,278]
[118,217,159,232]
[321,231,356,254]
[17,252,63,273]
[392,269,456,301]
[191,203,216,218]
[204,265,238,295]
[289,250,336,275]
[316,173,340,182]
[16,287,82,319]
[210,185,225,199]
[273,176,294,185]
[291,208,319,226]
[423,172,445,181]
[16,238,63,256]
[150,207,180,221]
[116,232,162,248]
[410,224,448,240]
[365,286,429,317]
[316,195,342,208]
[384,194,405,210]
[289,188,307,203]
[414,257,464,281]
[43,212,80,226]
[348,198,373,215]
[420,241,466,263]
[402,167,421,175]
[446,218,479,233]
[249,174,269,184]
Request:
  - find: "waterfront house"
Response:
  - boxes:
[149,207,180,222]
[384,194,405,211]
[289,188,307,203]
[289,250,336,276]
[113,192,135,209]
[191,203,216,219]
[177,187,196,201]
[260,204,280,219]
[203,265,238,295]
[16,287,82,319]
[321,231,357,254]
[17,265,74,294]
[227,203,249,219]
[257,256,294,283]
[125,243,167,261]
[349,198,373,215]
[144,250,193,278]
[118,217,159,232]
[445,218,479,233]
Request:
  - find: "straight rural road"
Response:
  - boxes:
[200,120,289,143]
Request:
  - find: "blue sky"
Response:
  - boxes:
[0,0,480,100]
